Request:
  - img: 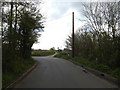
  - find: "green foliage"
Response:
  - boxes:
[72,57,95,68]
[66,28,120,68]
[2,58,35,88]
[2,1,44,88]
[65,2,120,70]
[55,53,120,80]
[94,64,111,73]
[109,68,120,80]
[2,73,15,88]
[31,50,55,56]
[54,51,72,60]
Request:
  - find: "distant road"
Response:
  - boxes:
[15,56,117,88]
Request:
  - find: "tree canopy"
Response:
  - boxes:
[66,2,120,68]
[2,1,44,73]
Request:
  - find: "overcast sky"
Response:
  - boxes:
[32,0,87,50]
[0,0,118,50]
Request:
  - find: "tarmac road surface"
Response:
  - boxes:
[15,56,118,88]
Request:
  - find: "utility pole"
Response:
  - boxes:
[118,1,120,31]
[72,12,74,58]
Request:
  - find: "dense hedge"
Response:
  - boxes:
[31,50,55,56]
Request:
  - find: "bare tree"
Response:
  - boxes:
[82,2,119,38]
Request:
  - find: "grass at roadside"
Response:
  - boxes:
[31,50,55,56]
[54,52,120,80]
[2,58,35,88]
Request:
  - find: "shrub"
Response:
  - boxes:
[94,64,111,73]
[110,68,120,80]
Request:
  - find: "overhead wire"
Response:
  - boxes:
[45,12,72,23]
[44,12,86,28]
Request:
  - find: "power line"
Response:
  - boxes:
[45,13,71,23]
[46,14,85,24]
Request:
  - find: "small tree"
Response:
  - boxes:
[50,47,55,50]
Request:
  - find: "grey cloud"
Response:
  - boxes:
[48,2,82,20]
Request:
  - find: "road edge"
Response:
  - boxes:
[70,60,120,88]
[5,61,38,89]
[54,57,120,88]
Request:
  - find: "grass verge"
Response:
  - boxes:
[2,58,35,88]
[54,52,120,80]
